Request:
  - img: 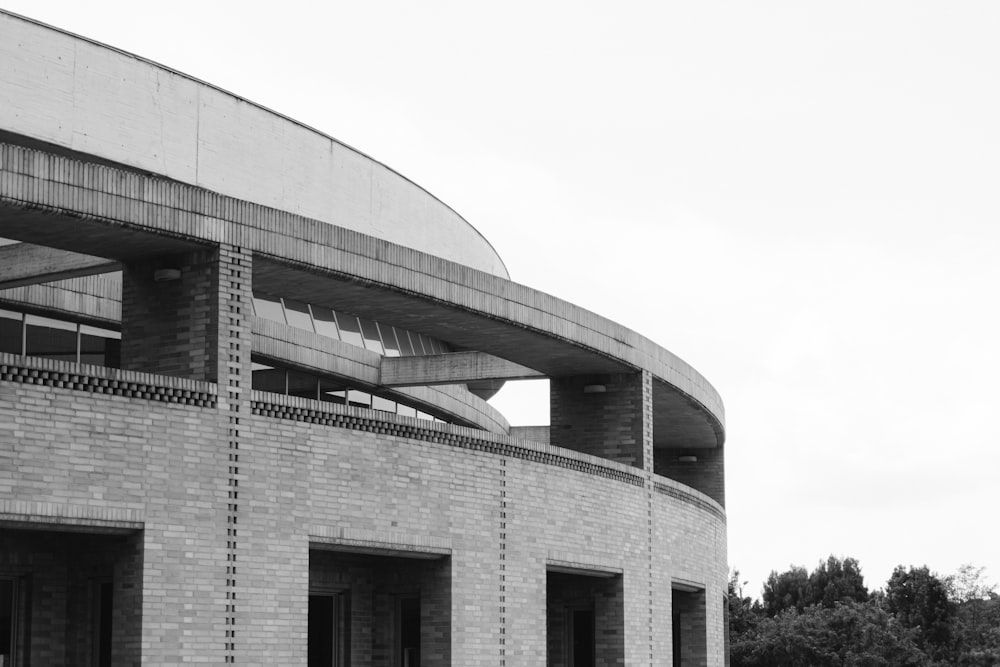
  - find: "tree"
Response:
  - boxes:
[808,555,870,609]
[728,570,763,637]
[762,556,869,617]
[946,564,1000,665]
[762,565,810,617]
[731,600,929,667]
[885,565,954,661]
[946,564,996,604]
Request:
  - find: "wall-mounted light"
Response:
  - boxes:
[583,384,606,394]
[677,455,698,463]
[153,268,182,282]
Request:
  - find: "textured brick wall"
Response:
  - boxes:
[1,370,727,665]
[550,373,647,469]
[654,447,726,507]
[121,250,223,382]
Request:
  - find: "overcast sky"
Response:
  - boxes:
[6,0,998,598]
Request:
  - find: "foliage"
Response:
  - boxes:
[731,560,1000,667]
[731,600,928,667]
[808,555,870,609]
[762,565,811,616]
[885,565,954,661]
[728,570,763,636]
[762,556,869,617]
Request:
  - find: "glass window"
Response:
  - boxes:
[396,404,417,418]
[25,314,77,362]
[0,309,23,355]
[311,306,340,340]
[397,329,416,357]
[380,325,402,357]
[1,578,14,666]
[283,299,314,333]
[417,410,435,421]
[415,333,432,356]
[253,294,286,324]
[335,312,365,348]
[358,318,384,354]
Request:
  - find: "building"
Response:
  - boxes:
[0,10,728,666]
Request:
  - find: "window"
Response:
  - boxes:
[398,596,420,667]
[1,578,16,667]
[309,592,350,667]
[252,294,286,323]
[93,579,113,667]
[283,299,315,333]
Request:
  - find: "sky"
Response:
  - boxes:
[4,0,998,598]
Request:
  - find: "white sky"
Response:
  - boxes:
[6,0,998,598]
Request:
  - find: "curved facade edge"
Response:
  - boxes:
[0,10,509,278]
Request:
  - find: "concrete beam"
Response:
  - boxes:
[0,243,119,289]
[381,351,544,387]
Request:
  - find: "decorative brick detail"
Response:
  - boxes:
[217,245,253,663]
[250,396,645,487]
[0,353,216,406]
[654,481,726,522]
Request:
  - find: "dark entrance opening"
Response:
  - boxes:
[546,569,623,667]
[0,525,142,666]
[309,548,450,667]
[672,585,707,667]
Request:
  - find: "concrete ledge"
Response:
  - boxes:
[547,551,623,577]
[309,527,451,559]
[380,351,543,386]
[251,316,510,433]
[0,499,144,533]
[0,242,118,288]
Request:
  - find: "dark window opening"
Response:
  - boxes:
[1,579,14,667]
[571,608,595,667]
[399,596,420,667]
[94,580,113,667]
[309,592,349,667]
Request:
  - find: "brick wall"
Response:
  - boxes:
[1,369,727,665]
[654,447,726,507]
[550,373,647,469]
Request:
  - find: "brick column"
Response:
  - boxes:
[549,372,651,470]
[122,243,253,663]
[121,249,225,382]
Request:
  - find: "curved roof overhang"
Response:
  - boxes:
[0,141,725,450]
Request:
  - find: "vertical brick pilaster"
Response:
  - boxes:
[217,244,253,664]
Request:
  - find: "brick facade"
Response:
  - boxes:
[0,17,728,662]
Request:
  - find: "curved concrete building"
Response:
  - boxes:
[0,10,728,667]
